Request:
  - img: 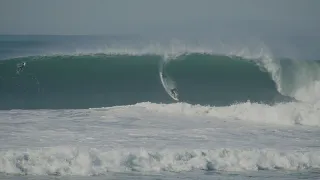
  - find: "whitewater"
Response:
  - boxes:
[0,35,319,180]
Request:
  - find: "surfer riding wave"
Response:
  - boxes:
[16,62,26,74]
[170,88,178,98]
[159,60,179,101]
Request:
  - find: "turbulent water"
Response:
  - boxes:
[0,35,319,180]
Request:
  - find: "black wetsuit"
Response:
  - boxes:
[171,88,177,96]
[16,62,26,74]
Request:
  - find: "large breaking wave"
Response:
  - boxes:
[0,46,320,109]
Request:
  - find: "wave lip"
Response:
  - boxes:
[0,147,319,176]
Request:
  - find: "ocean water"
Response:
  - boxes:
[0,35,319,180]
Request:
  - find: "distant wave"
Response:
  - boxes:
[0,51,320,109]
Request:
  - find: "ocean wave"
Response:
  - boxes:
[0,49,320,109]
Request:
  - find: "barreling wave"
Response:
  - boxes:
[0,52,320,109]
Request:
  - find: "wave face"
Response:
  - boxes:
[0,54,279,109]
[0,53,319,109]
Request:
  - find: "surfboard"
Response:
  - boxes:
[159,61,179,101]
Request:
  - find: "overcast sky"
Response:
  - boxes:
[0,0,319,35]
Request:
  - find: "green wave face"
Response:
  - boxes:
[0,53,296,109]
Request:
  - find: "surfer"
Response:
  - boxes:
[171,88,178,98]
[16,62,26,74]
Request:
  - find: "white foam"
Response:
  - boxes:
[0,147,319,176]
[294,80,320,102]
[135,101,320,127]
[283,61,320,102]
[0,103,318,176]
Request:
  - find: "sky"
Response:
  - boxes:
[0,0,319,36]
